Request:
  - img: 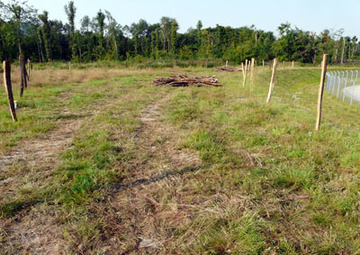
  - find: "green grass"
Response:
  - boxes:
[1,65,360,253]
[163,67,360,253]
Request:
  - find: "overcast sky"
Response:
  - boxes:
[3,0,359,37]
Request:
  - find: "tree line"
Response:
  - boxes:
[0,0,359,64]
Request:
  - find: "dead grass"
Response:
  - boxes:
[0,65,170,87]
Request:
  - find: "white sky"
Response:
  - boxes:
[3,0,359,37]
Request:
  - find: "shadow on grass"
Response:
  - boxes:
[0,166,203,218]
[114,165,202,191]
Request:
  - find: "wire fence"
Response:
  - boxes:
[326,70,360,106]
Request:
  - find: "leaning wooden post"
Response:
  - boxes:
[243,59,248,87]
[266,58,278,103]
[3,61,17,121]
[315,54,329,131]
[250,58,255,91]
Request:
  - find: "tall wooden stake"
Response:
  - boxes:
[262,59,265,71]
[243,59,248,87]
[266,58,278,103]
[3,61,17,121]
[292,61,295,68]
[19,56,28,97]
[315,54,329,131]
[27,59,31,80]
[250,58,255,91]
[241,62,244,85]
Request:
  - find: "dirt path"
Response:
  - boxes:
[98,94,203,254]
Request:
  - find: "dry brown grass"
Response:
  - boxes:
[0,65,171,87]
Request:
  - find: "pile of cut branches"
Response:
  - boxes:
[153,75,223,87]
[216,66,242,72]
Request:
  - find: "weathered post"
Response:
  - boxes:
[315,54,329,131]
[19,56,28,97]
[250,58,255,91]
[262,59,265,71]
[292,61,295,68]
[27,59,31,80]
[241,62,244,85]
[3,61,17,121]
[226,60,228,67]
[266,58,278,103]
[243,59,248,87]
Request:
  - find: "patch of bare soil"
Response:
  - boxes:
[98,95,203,254]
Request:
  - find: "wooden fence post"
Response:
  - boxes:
[243,59,248,87]
[315,54,329,131]
[27,59,31,80]
[250,58,255,91]
[262,59,265,71]
[241,62,244,84]
[292,61,295,68]
[266,58,278,103]
[19,56,28,97]
[3,61,17,121]
[226,60,228,67]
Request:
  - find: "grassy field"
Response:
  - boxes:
[0,63,360,254]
